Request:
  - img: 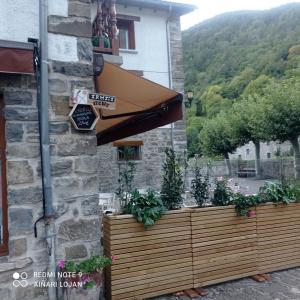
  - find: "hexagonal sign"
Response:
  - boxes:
[69,103,99,131]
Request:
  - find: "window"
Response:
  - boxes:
[113,140,143,161]
[118,19,135,50]
[267,152,271,159]
[0,96,8,255]
[117,145,142,161]
[246,149,250,156]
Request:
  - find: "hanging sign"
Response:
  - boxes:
[69,103,99,131]
[88,93,116,111]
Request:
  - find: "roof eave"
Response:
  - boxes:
[117,0,197,16]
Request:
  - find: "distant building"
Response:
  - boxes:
[230,141,293,160]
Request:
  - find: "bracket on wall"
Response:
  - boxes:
[93,53,105,77]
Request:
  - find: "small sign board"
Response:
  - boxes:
[88,93,116,111]
[69,103,99,131]
[71,88,89,105]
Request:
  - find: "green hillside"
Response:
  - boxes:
[182,3,300,157]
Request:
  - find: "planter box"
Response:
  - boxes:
[257,202,300,273]
[191,206,258,288]
[103,210,193,300]
[103,202,300,299]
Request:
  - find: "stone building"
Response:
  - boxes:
[96,1,189,192]
[0,0,194,299]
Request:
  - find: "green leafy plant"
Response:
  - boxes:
[233,193,260,216]
[212,177,233,206]
[124,190,166,228]
[259,181,295,206]
[116,147,136,208]
[161,148,184,210]
[57,255,114,289]
[288,180,300,202]
[191,166,210,207]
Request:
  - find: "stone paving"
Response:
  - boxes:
[152,268,300,300]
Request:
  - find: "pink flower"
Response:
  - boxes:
[82,274,91,284]
[111,255,117,262]
[57,260,65,269]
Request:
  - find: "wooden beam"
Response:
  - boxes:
[117,14,141,22]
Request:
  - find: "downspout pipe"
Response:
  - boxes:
[166,5,174,150]
[39,1,57,300]
[40,0,53,218]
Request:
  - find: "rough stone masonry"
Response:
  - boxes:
[0,1,101,299]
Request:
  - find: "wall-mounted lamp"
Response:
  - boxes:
[185,90,194,108]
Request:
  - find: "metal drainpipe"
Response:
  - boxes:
[39,1,57,299]
[166,5,174,150]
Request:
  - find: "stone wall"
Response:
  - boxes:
[98,128,173,193]
[0,74,48,300]
[48,0,101,299]
[0,1,101,299]
[169,16,187,156]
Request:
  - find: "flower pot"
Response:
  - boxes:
[247,210,256,218]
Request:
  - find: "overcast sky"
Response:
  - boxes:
[169,0,300,30]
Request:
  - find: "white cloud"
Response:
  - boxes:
[168,0,300,29]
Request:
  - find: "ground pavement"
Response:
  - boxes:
[152,268,300,300]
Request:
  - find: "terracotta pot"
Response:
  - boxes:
[247,210,256,218]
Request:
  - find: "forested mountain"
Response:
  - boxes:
[182,3,300,157]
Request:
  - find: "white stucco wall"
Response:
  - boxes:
[0,0,39,42]
[0,0,77,62]
[48,33,78,62]
[0,0,68,43]
[116,5,170,88]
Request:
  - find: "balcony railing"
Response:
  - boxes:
[92,0,119,56]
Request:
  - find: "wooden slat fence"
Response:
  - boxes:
[257,203,300,273]
[191,206,258,287]
[103,203,300,300]
[103,210,193,300]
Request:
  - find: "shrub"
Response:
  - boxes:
[212,177,233,206]
[191,166,210,207]
[233,193,260,216]
[124,190,166,228]
[57,255,113,289]
[259,181,295,205]
[161,148,184,210]
[116,147,136,208]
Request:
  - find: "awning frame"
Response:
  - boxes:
[93,54,183,145]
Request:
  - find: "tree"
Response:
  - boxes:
[228,94,266,178]
[222,67,256,99]
[199,114,238,175]
[259,78,300,178]
[200,85,232,117]
[160,148,184,210]
[187,126,201,158]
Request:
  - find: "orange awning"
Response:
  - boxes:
[95,61,183,145]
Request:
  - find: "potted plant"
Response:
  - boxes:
[233,193,259,217]
[123,189,166,228]
[191,165,210,207]
[160,148,184,210]
[212,177,233,207]
[57,254,115,298]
